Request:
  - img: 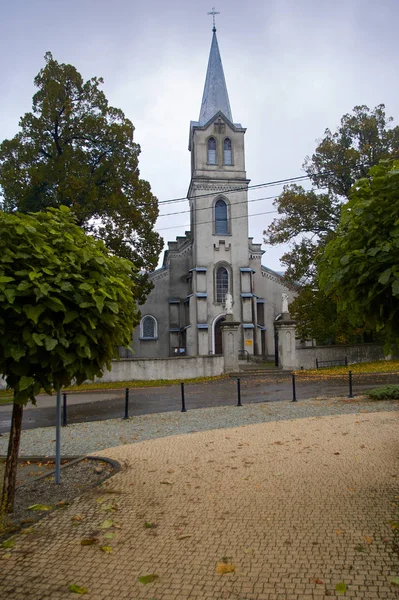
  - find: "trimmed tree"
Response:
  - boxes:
[319,160,399,354]
[264,105,399,342]
[0,207,138,513]
[0,52,163,304]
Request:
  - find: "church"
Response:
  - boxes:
[126,25,294,361]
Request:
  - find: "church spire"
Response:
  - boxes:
[198,27,233,125]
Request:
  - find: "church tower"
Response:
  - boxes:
[186,25,257,356]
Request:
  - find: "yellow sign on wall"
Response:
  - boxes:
[245,339,253,346]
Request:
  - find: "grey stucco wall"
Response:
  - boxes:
[96,355,224,382]
[296,344,386,370]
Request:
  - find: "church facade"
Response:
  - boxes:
[125,28,294,361]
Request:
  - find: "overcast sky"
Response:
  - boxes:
[1,0,398,271]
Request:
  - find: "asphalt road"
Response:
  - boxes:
[1,371,397,434]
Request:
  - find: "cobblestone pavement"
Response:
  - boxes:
[0,396,398,456]
[0,403,399,599]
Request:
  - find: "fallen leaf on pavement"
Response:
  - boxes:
[138,574,159,584]
[177,534,192,540]
[80,538,98,546]
[100,520,113,529]
[336,582,347,594]
[28,504,52,511]
[101,546,113,553]
[160,480,173,485]
[216,562,235,574]
[363,536,373,544]
[312,578,324,584]
[69,584,88,594]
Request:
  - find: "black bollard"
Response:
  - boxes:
[124,387,129,419]
[292,373,297,402]
[237,378,242,407]
[62,392,67,427]
[348,370,354,398]
[181,382,187,412]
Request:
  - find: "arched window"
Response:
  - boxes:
[224,138,232,165]
[208,137,216,164]
[215,198,228,235]
[140,315,158,339]
[216,266,229,303]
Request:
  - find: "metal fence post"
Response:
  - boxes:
[181,382,187,412]
[237,378,242,406]
[55,389,61,484]
[348,370,354,398]
[123,387,129,419]
[292,373,297,402]
[62,392,67,427]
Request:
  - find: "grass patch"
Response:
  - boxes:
[0,375,227,400]
[0,393,13,404]
[367,384,399,400]
[64,375,227,393]
[295,360,399,377]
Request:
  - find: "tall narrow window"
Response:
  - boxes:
[216,266,229,303]
[208,137,216,164]
[140,315,157,339]
[224,138,232,165]
[215,199,228,235]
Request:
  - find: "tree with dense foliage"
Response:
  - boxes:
[0,207,138,513]
[0,52,163,303]
[319,160,399,354]
[264,105,399,341]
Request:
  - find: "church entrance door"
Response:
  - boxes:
[214,316,226,355]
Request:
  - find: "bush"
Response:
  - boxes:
[367,385,399,400]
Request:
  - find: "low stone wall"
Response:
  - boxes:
[0,355,224,390]
[296,344,385,370]
[95,355,225,383]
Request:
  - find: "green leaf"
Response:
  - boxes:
[390,577,399,586]
[46,296,65,311]
[4,288,16,304]
[100,520,113,529]
[336,582,347,594]
[1,539,15,549]
[138,574,159,585]
[68,584,88,594]
[28,504,53,511]
[0,276,14,283]
[24,304,46,324]
[64,310,79,324]
[101,545,113,553]
[378,268,392,286]
[103,532,115,540]
[19,376,34,391]
[32,333,45,346]
[44,336,58,351]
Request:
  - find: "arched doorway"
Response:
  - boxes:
[214,315,226,354]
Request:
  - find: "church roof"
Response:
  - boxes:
[198,29,232,125]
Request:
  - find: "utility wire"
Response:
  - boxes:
[156,208,278,231]
[157,193,281,218]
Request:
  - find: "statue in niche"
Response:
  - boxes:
[224,292,233,314]
[282,292,289,314]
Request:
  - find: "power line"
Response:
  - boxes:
[157,192,281,218]
[156,157,399,205]
[157,174,310,205]
[156,208,278,232]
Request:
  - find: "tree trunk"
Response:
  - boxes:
[1,397,23,514]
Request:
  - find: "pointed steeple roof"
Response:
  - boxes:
[198,30,232,125]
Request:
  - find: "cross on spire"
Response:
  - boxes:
[207,7,220,32]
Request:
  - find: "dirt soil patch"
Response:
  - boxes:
[0,456,116,540]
